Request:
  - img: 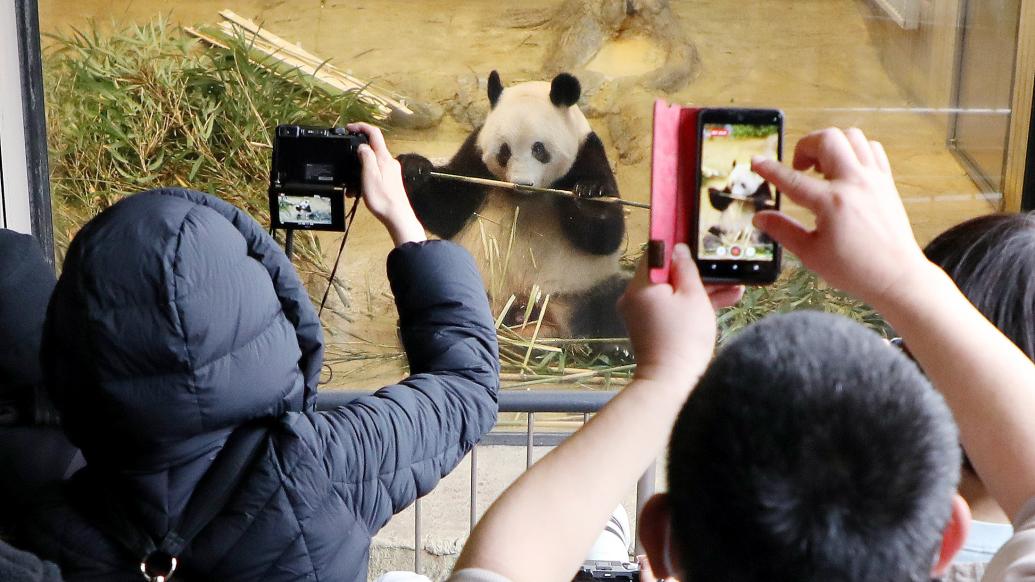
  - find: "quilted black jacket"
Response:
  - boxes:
[21,188,499,581]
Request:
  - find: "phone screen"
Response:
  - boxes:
[276,193,334,228]
[696,109,782,283]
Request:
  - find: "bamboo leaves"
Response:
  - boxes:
[46,18,380,276]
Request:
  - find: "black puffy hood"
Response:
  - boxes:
[0,229,56,412]
[43,189,323,469]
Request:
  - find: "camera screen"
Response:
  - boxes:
[697,123,779,262]
[277,194,333,227]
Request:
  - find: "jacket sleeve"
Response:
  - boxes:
[313,240,500,534]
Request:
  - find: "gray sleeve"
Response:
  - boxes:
[982,497,1035,581]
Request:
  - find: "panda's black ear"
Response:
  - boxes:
[488,71,504,109]
[550,73,581,108]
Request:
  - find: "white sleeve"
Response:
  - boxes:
[983,497,1035,581]
[445,568,514,582]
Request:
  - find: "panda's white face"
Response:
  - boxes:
[727,161,766,198]
[477,81,591,188]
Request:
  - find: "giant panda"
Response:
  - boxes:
[398,71,628,341]
[706,160,774,247]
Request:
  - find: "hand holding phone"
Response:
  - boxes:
[620,244,720,386]
[649,102,783,285]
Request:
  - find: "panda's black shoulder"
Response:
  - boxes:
[581,131,604,147]
[555,131,616,187]
[441,127,491,177]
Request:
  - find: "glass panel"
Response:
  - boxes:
[951,0,1021,195]
[37,0,1017,395]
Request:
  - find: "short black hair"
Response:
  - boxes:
[667,311,960,582]
[924,212,1035,361]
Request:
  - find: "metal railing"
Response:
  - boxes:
[317,390,657,575]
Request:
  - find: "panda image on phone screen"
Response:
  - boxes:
[698,123,779,262]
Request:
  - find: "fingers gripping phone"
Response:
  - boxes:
[650,103,783,285]
[695,109,783,284]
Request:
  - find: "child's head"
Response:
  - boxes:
[924,212,1035,361]
[642,311,965,581]
[924,213,1035,479]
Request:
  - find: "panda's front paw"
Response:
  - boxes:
[397,153,434,192]
[572,180,615,200]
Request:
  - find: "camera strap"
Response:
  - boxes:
[317,196,361,318]
[85,420,270,581]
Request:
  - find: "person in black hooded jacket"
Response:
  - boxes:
[0,229,82,533]
[19,123,501,581]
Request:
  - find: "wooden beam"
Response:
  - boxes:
[216,11,411,113]
[213,23,401,114]
[1004,1,1035,212]
[217,10,404,101]
[186,25,393,118]
[186,10,416,119]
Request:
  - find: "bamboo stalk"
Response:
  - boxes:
[494,294,518,330]
[499,365,633,376]
[497,337,564,353]
[218,10,406,100]
[521,294,551,369]
[502,207,519,289]
[185,25,392,117]
[213,22,397,116]
[216,10,410,107]
[188,12,415,118]
[429,171,650,209]
[525,337,631,345]
[710,190,767,203]
[220,38,397,111]
[503,364,637,388]
[520,285,540,331]
[184,26,229,50]
[499,373,630,385]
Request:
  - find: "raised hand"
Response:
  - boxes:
[619,243,742,386]
[751,127,927,308]
[347,122,427,246]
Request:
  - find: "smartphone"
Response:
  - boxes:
[694,108,783,284]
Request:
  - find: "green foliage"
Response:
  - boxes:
[492,255,890,388]
[716,256,892,343]
[730,123,779,139]
[44,18,379,275]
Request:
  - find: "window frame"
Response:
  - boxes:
[1,0,53,265]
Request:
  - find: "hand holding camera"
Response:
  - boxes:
[347,122,427,246]
[267,122,426,247]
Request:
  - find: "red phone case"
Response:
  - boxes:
[648,100,699,284]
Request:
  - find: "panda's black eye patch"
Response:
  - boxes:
[532,142,551,164]
[497,143,512,168]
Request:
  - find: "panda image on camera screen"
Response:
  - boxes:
[278,194,333,226]
[698,124,779,261]
[399,71,628,342]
